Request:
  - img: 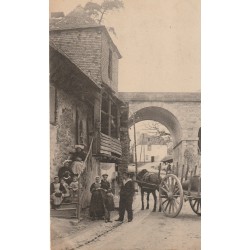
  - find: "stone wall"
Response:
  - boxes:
[50,124,58,179]
[118,105,130,182]
[50,88,76,181]
[50,88,100,180]
[174,140,200,177]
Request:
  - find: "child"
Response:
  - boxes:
[69,175,81,198]
[60,178,71,202]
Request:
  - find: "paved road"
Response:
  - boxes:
[51,162,200,250]
[80,200,201,250]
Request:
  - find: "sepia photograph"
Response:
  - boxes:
[2,1,250,250]
[49,0,200,249]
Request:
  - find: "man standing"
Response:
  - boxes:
[115,172,135,222]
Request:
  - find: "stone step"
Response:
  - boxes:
[61,202,78,205]
[50,207,77,219]
[52,207,76,211]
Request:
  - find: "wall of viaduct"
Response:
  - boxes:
[118,92,201,172]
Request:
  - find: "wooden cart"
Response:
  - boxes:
[158,166,201,218]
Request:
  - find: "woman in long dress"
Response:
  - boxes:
[89,176,106,220]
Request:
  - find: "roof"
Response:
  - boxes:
[49,5,122,58]
[51,12,65,18]
[50,40,101,90]
[161,155,173,163]
[49,5,96,30]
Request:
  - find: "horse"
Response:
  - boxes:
[136,168,162,212]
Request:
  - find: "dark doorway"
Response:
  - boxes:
[151,156,155,162]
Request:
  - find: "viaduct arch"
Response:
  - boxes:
[118,92,201,170]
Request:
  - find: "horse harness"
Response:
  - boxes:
[141,172,156,183]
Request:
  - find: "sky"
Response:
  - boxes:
[50,0,200,92]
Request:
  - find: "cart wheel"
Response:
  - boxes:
[159,174,183,218]
[189,198,201,216]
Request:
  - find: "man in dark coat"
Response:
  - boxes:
[115,172,135,222]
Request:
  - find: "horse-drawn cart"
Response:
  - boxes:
[135,165,201,218]
[159,172,201,218]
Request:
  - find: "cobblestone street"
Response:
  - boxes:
[51,194,200,250]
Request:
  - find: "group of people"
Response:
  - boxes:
[50,175,80,209]
[89,172,135,223]
[50,145,135,223]
[50,145,86,209]
[89,174,114,222]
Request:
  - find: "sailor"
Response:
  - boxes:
[115,172,135,222]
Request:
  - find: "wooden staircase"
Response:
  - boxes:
[51,139,94,220]
[50,198,78,218]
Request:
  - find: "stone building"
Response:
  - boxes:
[49,8,129,207]
[131,134,169,163]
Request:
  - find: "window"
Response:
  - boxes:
[108,49,113,80]
[50,85,56,124]
[101,92,119,138]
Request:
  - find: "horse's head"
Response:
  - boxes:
[137,169,148,180]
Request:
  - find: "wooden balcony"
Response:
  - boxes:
[100,133,122,157]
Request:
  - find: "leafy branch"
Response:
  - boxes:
[83,0,124,35]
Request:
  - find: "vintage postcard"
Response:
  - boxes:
[49,0,201,249]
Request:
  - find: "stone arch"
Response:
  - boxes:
[128,106,182,146]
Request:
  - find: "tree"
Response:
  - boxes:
[145,121,170,137]
[144,121,173,155]
[83,0,124,35]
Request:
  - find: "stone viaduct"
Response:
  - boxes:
[118,92,201,171]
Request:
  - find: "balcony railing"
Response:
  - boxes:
[100,132,122,157]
